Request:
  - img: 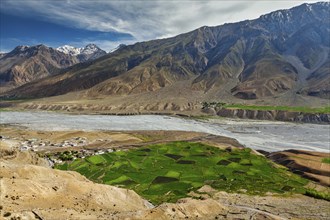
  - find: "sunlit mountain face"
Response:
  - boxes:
[3,2,329,105]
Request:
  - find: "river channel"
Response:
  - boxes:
[0,111,329,152]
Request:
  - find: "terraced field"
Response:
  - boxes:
[56,142,309,204]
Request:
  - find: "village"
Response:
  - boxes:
[48,147,122,166]
[18,136,88,151]
[1,134,124,166]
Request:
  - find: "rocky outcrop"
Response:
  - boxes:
[215,108,330,124]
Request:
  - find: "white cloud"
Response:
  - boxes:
[1,0,320,50]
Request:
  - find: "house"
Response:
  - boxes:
[20,146,29,151]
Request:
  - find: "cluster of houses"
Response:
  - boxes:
[10,135,125,166]
[48,148,121,165]
[19,137,88,152]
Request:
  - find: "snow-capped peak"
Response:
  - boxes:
[57,44,104,56]
[15,45,30,51]
[56,45,82,56]
[80,44,101,55]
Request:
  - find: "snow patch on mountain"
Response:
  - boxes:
[56,44,104,56]
[56,45,82,56]
[80,44,101,55]
[109,44,127,53]
[0,52,6,59]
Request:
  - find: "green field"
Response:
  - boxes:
[56,142,310,204]
[201,102,330,114]
[224,104,330,114]
[322,158,330,164]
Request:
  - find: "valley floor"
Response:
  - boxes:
[1,111,329,152]
[0,125,329,219]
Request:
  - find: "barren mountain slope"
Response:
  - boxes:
[0,45,79,89]
[4,2,329,106]
[0,44,106,92]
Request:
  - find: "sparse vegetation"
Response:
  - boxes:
[56,141,310,204]
[0,108,11,112]
[321,158,330,164]
[201,102,226,109]
[201,102,330,114]
[224,104,330,114]
[56,151,79,161]
[304,188,330,201]
[3,212,11,217]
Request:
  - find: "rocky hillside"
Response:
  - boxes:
[0,44,106,91]
[211,108,330,124]
[0,52,6,59]
[3,2,329,105]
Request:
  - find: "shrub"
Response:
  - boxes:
[321,158,330,164]
[3,212,11,217]
[304,188,330,201]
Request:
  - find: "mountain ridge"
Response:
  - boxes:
[0,44,106,91]
[2,2,329,109]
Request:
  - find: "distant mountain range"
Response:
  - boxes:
[56,44,107,62]
[1,2,329,107]
[0,44,106,91]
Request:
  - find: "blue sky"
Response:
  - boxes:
[0,0,319,52]
[0,12,133,52]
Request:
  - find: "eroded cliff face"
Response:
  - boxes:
[2,100,329,124]
[211,108,330,124]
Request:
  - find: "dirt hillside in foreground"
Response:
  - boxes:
[1,129,330,219]
[0,152,151,219]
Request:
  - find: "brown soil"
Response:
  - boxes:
[2,79,329,116]
[268,150,330,186]
[0,157,150,220]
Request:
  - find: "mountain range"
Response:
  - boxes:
[0,44,106,91]
[56,44,107,62]
[1,2,329,110]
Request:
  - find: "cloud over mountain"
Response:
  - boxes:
[1,0,319,49]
